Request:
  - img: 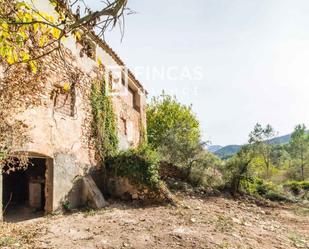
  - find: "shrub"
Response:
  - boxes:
[264,190,291,202]
[106,145,162,190]
[190,166,223,188]
[255,179,270,195]
[222,146,254,195]
[242,178,296,202]
[284,181,302,195]
[244,178,276,196]
[301,181,309,190]
[284,181,309,194]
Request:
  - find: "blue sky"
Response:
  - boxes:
[87,0,309,145]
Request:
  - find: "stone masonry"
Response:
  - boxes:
[0,0,147,218]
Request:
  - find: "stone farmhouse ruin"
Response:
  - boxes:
[0,0,147,220]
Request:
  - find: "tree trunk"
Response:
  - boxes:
[266,161,270,179]
[300,150,305,181]
[301,164,305,181]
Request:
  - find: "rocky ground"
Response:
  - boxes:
[1,194,308,249]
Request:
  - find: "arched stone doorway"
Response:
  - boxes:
[1,152,53,222]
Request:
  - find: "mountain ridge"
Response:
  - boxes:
[208,131,308,159]
[207,145,223,153]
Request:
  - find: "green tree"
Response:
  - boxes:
[189,151,223,187]
[269,144,291,169]
[249,123,277,178]
[0,0,128,69]
[289,124,309,180]
[224,145,254,195]
[147,93,202,169]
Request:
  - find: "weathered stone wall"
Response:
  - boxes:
[6,0,147,212]
[114,93,147,149]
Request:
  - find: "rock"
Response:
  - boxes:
[190,218,196,223]
[232,233,242,240]
[232,218,241,224]
[123,242,130,247]
[83,175,108,209]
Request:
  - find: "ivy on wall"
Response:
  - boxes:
[90,75,174,203]
[90,77,118,162]
[139,117,147,146]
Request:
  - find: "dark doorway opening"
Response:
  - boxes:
[2,158,46,222]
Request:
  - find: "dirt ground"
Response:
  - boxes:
[1,194,309,249]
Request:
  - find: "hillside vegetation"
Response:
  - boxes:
[145,94,309,206]
[213,145,241,159]
[211,131,309,159]
[1,92,308,248]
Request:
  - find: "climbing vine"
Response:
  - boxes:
[90,77,118,162]
[90,76,172,200]
[139,117,147,146]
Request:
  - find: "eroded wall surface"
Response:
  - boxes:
[6,0,147,212]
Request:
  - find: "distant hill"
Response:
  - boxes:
[211,131,308,159]
[213,145,241,159]
[207,145,223,153]
[268,133,291,145]
[267,130,308,145]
